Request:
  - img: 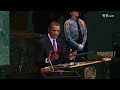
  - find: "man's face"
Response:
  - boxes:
[70,11,80,17]
[48,25,60,39]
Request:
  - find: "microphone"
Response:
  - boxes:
[48,50,55,71]
[47,50,52,61]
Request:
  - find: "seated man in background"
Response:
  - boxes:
[35,21,77,70]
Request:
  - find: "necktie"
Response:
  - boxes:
[53,40,57,54]
[76,19,83,44]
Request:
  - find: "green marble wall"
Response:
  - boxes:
[0,11,10,66]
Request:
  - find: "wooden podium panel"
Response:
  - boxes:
[41,71,81,79]
[69,58,111,68]
[41,58,111,72]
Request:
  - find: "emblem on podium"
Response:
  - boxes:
[84,66,96,79]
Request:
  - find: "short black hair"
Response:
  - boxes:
[69,8,80,12]
[49,21,60,29]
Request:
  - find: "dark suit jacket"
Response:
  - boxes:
[35,36,70,68]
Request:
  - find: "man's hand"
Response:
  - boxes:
[50,53,59,61]
[69,50,77,60]
[79,44,84,49]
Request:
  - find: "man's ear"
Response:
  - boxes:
[48,27,50,32]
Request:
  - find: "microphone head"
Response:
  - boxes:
[49,50,53,54]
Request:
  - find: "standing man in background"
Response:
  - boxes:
[64,9,87,62]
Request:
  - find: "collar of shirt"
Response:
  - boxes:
[71,17,78,21]
[48,33,57,46]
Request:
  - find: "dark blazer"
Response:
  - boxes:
[35,36,69,68]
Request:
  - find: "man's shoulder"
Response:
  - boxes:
[65,19,72,23]
[57,37,66,45]
[37,36,48,43]
[56,37,62,42]
[64,19,73,29]
[65,19,77,25]
[79,19,85,23]
[79,19,86,29]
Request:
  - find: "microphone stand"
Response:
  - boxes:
[49,60,54,72]
[48,50,55,72]
[69,51,95,57]
[69,51,95,64]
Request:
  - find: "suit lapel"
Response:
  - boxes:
[56,39,60,53]
[47,36,54,52]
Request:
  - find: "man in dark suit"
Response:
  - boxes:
[35,21,77,69]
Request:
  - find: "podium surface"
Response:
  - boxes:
[41,58,111,72]
[40,58,111,79]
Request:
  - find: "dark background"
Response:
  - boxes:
[0,11,120,79]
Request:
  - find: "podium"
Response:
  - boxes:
[41,58,111,79]
[40,63,81,79]
[41,71,81,79]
